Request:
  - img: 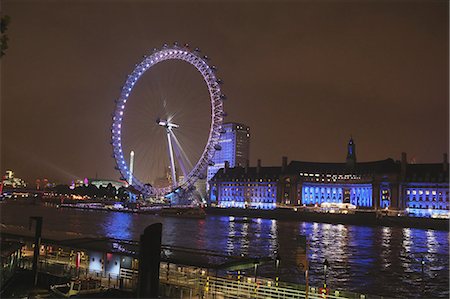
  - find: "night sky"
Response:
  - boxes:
[2,0,448,184]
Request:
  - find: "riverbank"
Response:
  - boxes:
[205,207,449,231]
[58,203,449,230]
[3,199,448,230]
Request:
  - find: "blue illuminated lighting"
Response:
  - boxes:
[303,185,338,205]
[207,123,250,190]
[105,212,132,240]
[302,184,372,207]
[216,181,276,210]
[404,186,449,218]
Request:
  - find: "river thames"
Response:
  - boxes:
[1,202,448,298]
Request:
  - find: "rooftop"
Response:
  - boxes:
[211,159,449,183]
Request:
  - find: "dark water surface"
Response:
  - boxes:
[1,203,448,298]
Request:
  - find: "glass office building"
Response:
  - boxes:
[207,123,250,191]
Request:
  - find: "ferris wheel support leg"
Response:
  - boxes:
[171,134,188,179]
[170,131,194,170]
[166,129,177,189]
[129,191,136,203]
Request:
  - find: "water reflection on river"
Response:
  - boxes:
[1,203,448,298]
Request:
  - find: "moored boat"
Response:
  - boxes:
[159,207,206,219]
[50,278,107,297]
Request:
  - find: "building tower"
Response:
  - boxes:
[207,122,250,189]
[346,137,357,169]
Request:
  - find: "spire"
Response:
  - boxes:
[346,136,356,169]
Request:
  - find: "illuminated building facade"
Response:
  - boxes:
[207,123,250,191]
[210,139,449,217]
[88,179,127,190]
[401,159,449,218]
[210,159,279,209]
[2,170,27,188]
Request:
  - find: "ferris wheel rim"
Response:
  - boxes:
[111,45,224,197]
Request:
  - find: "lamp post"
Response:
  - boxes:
[253,259,259,297]
[254,261,258,283]
[323,259,329,289]
[275,252,280,287]
[420,255,425,295]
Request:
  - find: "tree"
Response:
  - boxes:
[106,183,116,199]
[0,15,10,58]
[98,185,108,198]
[85,184,99,197]
[54,184,71,195]
[117,187,129,201]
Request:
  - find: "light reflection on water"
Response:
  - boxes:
[426,229,437,254]
[381,226,391,270]
[1,204,448,298]
[104,211,133,240]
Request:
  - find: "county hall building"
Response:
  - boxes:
[209,138,449,218]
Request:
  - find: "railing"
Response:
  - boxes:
[20,257,134,290]
[158,266,390,299]
[199,276,346,299]
[19,256,389,299]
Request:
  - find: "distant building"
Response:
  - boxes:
[207,122,250,192]
[210,159,279,209]
[2,170,27,188]
[88,179,127,190]
[210,138,449,218]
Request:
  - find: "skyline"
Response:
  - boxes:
[2,1,449,183]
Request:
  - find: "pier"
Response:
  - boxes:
[2,233,390,299]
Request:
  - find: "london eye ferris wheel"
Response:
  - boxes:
[111,43,225,200]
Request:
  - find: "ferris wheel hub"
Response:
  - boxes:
[157,118,179,129]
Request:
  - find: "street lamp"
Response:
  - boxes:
[323,259,329,289]
[254,260,258,283]
[420,255,425,295]
[253,259,259,296]
[274,251,280,287]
